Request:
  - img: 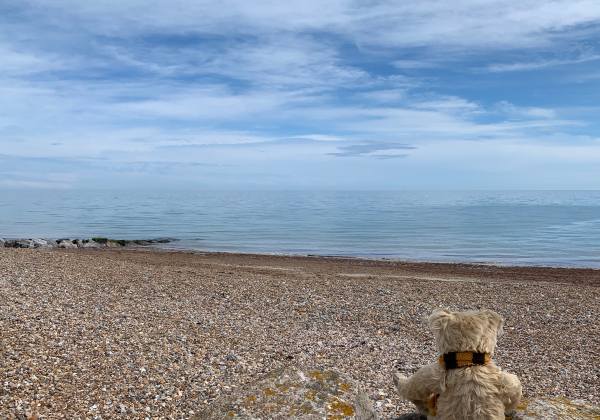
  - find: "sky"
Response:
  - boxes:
[1,0,600,190]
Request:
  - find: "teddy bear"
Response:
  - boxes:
[393,309,522,420]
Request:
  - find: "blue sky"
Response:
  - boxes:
[1,0,600,189]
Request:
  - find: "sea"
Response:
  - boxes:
[1,189,599,268]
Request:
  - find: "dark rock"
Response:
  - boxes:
[4,239,34,248]
[57,240,77,249]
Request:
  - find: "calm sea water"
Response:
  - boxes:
[1,190,599,268]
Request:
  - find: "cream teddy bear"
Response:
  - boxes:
[394,309,522,420]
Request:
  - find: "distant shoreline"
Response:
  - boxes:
[3,236,600,274]
[109,247,600,286]
[154,245,600,271]
[7,244,599,286]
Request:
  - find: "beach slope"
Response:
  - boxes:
[1,248,598,418]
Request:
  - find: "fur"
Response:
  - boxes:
[394,309,522,420]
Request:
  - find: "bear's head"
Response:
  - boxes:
[428,309,504,355]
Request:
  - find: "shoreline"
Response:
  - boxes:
[1,247,599,418]
[68,246,600,286]
[3,236,600,271]
[157,246,600,270]
[143,243,600,270]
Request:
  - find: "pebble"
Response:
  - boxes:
[0,248,598,418]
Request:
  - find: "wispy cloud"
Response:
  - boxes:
[1,1,600,188]
[488,52,600,72]
[328,142,416,159]
[13,0,600,48]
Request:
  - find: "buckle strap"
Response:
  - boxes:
[438,352,491,369]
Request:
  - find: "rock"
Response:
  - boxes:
[2,239,18,248]
[82,240,105,248]
[1,238,56,248]
[3,239,34,248]
[197,366,378,419]
[31,238,55,248]
[18,239,34,248]
[511,398,600,419]
[0,237,174,250]
[106,240,127,247]
[57,239,78,249]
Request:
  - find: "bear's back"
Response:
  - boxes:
[436,365,506,420]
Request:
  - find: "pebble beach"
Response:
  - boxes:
[1,248,599,418]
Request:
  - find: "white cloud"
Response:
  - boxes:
[112,87,287,120]
[411,96,481,114]
[0,42,65,76]
[1,0,599,188]
[357,89,407,103]
[493,101,558,119]
[488,53,600,72]
[17,0,600,49]
[393,59,441,69]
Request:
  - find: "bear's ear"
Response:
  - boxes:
[481,309,504,336]
[428,309,454,332]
